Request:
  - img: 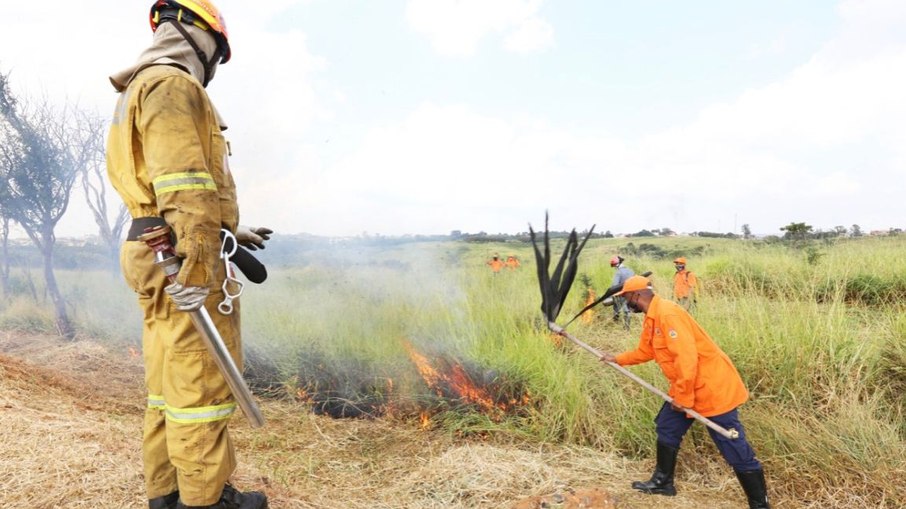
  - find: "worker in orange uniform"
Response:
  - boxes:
[672,257,698,311]
[601,276,770,508]
[505,255,521,270]
[487,254,505,273]
[106,2,270,508]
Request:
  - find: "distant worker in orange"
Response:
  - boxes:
[672,257,698,311]
[505,255,521,270]
[601,276,770,508]
[487,254,505,273]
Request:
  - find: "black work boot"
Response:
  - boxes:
[149,492,180,509]
[735,469,771,508]
[176,484,268,509]
[631,441,679,496]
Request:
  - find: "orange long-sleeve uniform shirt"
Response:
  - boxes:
[673,269,698,299]
[487,259,505,272]
[615,295,748,417]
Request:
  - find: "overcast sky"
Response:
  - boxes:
[1,0,904,237]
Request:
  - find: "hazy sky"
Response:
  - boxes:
[1,0,904,237]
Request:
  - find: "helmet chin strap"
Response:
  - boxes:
[164,19,220,87]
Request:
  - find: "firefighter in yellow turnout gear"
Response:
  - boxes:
[107,2,269,508]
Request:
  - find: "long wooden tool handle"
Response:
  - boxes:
[548,322,739,440]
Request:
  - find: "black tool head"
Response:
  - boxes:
[529,212,595,323]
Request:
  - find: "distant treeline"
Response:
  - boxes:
[5,225,902,271]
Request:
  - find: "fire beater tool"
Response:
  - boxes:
[528,214,738,440]
[139,225,266,428]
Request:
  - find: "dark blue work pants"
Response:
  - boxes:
[654,402,762,472]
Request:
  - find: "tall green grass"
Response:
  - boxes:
[5,234,905,505]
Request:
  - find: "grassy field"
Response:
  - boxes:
[0,233,904,507]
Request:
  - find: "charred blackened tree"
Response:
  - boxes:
[0,71,93,339]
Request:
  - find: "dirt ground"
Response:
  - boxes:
[0,331,762,508]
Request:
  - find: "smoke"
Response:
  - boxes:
[241,236,529,418]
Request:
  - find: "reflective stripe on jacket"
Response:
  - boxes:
[107,64,239,287]
[615,295,748,416]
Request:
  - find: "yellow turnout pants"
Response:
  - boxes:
[121,240,242,506]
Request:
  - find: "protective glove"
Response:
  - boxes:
[236,225,273,250]
[165,282,210,311]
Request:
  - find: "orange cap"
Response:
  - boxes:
[674,257,687,265]
[614,275,651,296]
[610,255,621,266]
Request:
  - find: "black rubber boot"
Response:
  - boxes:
[149,492,179,509]
[176,484,268,509]
[735,469,770,508]
[631,441,679,496]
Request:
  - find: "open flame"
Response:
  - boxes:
[581,288,596,324]
[401,339,522,419]
[245,339,532,421]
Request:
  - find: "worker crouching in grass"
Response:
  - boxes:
[601,276,770,509]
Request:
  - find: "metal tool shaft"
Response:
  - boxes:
[189,307,266,428]
[549,322,738,440]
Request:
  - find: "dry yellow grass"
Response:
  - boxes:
[0,332,811,508]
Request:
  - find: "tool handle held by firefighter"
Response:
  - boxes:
[139,225,266,428]
[548,322,739,440]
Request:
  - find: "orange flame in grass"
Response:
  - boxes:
[382,378,398,417]
[295,386,311,403]
[581,288,596,324]
[401,339,503,415]
[446,363,499,413]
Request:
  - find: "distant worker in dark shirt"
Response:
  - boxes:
[610,256,634,329]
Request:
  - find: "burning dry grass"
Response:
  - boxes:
[0,331,874,508]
